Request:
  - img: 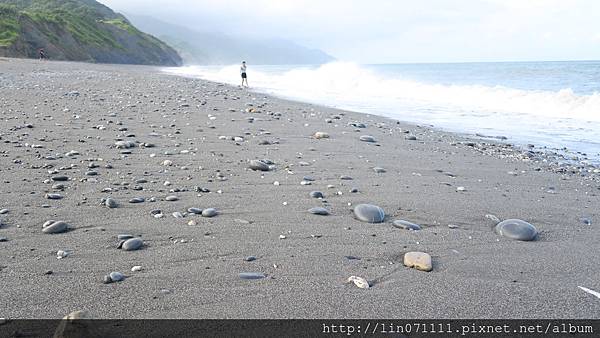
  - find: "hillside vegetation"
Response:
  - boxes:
[0,0,182,65]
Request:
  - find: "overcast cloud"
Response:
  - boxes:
[100,0,600,63]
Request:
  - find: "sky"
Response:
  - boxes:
[100,0,600,63]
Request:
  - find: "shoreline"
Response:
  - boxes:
[0,58,599,319]
[162,65,600,172]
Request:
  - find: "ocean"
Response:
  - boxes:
[164,61,600,163]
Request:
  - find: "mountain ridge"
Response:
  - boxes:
[126,14,335,65]
[0,0,182,66]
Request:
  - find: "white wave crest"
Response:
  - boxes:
[165,61,600,123]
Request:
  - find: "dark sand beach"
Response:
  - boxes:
[0,58,599,319]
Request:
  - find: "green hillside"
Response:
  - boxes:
[0,0,182,65]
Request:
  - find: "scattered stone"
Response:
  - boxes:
[353,204,385,223]
[51,176,69,182]
[392,220,422,230]
[309,207,330,215]
[165,195,179,201]
[0,209,7,215]
[202,208,218,217]
[248,159,270,171]
[115,141,135,149]
[42,221,69,234]
[128,197,145,203]
[359,135,376,143]
[188,207,203,214]
[56,250,72,259]
[485,214,501,224]
[347,275,370,289]
[310,191,324,198]
[239,272,266,280]
[244,256,257,262]
[373,167,386,173]
[117,234,133,240]
[131,266,142,272]
[495,219,538,241]
[105,198,118,208]
[45,193,63,200]
[404,252,433,272]
[313,132,330,139]
[122,237,144,251]
[108,271,125,282]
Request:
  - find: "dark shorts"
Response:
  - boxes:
[241,73,247,79]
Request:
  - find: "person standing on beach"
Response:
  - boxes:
[39,48,47,60]
[240,61,248,87]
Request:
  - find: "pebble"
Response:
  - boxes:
[239,272,266,280]
[313,132,330,139]
[129,197,145,203]
[45,193,63,200]
[309,207,330,215]
[347,275,370,289]
[56,250,72,259]
[310,191,324,198]
[187,207,203,214]
[359,135,376,143]
[109,271,125,282]
[117,234,133,240]
[353,204,385,223]
[51,176,69,182]
[244,256,257,262]
[0,209,7,214]
[165,195,179,201]
[115,141,135,149]
[105,198,118,208]
[248,159,270,171]
[403,251,433,272]
[485,214,501,224]
[42,221,69,234]
[495,219,538,241]
[373,167,386,173]
[392,220,422,230]
[122,237,144,251]
[131,266,142,272]
[202,208,218,217]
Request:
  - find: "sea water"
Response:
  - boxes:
[164,61,600,162]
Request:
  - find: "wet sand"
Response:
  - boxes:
[0,58,599,319]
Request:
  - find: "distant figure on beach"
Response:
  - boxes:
[39,48,47,60]
[240,61,248,87]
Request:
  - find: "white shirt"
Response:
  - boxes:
[240,64,247,74]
